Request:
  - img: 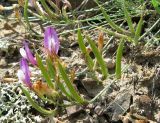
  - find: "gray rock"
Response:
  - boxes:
[66,105,83,117]
[81,78,104,97]
[103,92,132,122]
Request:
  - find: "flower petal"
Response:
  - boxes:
[17,69,25,82]
[44,27,60,54]
[24,41,37,65]
[20,58,32,88]
[20,48,27,59]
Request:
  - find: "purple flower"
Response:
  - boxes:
[20,41,37,66]
[44,27,60,55]
[17,58,32,88]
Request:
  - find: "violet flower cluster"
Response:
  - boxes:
[17,27,60,89]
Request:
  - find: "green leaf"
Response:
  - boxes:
[116,39,124,79]
[152,0,160,14]
[20,86,56,115]
[46,58,56,80]
[36,54,54,89]
[56,79,72,100]
[134,14,143,45]
[24,0,39,35]
[24,0,30,29]
[33,2,46,20]
[122,1,135,35]
[87,36,108,79]
[95,0,127,34]
[85,54,94,70]
[78,29,87,54]
[46,58,72,100]
[77,29,94,70]
[62,7,70,22]
[47,0,60,13]
[58,62,86,104]
[40,0,58,19]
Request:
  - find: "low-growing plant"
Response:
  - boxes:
[94,0,145,45]
[77,29,124,80]
[20,0,72,33]
[17,27,88,116]
[92,0,160,80]
[90,0,148,80]
[17,25,126,117]
[78,29,108,79]
[17,0,132,116]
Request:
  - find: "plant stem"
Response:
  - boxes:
[99,27,133,42]
[139,17,160,41]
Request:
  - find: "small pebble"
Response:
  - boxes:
[92,114,99,123]
[87,103,94,109]
[94,105,103,115]
[0,58,7,67]
[104,58,115,69]
[66,105,83,116]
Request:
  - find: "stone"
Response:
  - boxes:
[104,92,132,122]
[94,105,103,115]
[0,58,7,67]
[104,58,115,69]
[133,95,153,119]
[66,105,83,117]
[81,78,104,97]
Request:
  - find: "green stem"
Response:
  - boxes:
[20,86,56,115]
[99,27,134,42]
[58,62,87,104]
[40,0,59,20]
[95,0,130,35]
